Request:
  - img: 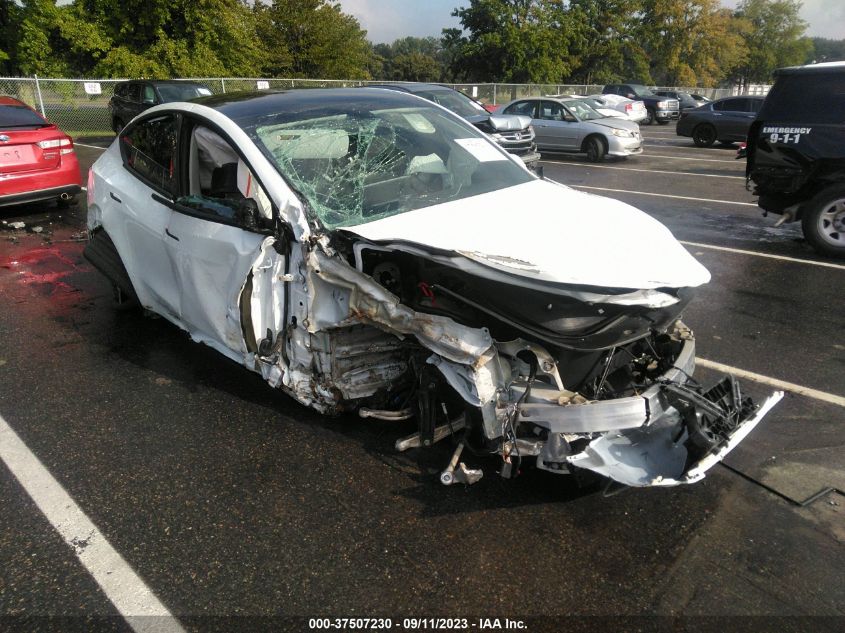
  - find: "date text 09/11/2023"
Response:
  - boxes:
[308,618,528,630]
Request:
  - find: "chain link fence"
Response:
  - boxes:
[0,76,755,139]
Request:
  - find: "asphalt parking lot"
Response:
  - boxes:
[1,124,843,631]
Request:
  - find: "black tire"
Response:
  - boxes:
[692,124,717,147]
[642,108,655,125]
[83,229,140,308]
[585,136,606,163]
[112,118,124,134]
[801,184,845,258]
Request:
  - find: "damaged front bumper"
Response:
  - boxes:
[486,331,782,488]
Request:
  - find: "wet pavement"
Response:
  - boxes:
[0,126,843,630]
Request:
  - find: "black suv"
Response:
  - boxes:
[746,62,845,257]
[109,80,213,133]
[368,83,541,170]
[602,83,680,125]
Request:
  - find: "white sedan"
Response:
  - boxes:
[587,93,649,123]
[84,88,780,490]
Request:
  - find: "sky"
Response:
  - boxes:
[339,0,845,44]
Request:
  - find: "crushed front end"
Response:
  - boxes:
[267,229,782,490]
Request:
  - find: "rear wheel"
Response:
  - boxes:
[801,185,845,258]
[692,124,717,147]
[585,136,606,162]
[642,108,655,125]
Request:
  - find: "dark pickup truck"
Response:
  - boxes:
[746,62,845,258]
[603,83,680,125]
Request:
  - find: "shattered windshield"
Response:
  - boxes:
[250,105,534,228]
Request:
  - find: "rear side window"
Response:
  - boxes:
[0,104,46,127]
[759,72,845,124]
[504,101,536,117]
[713,98,745,112]
[142,85,156,103]
[120,114,179,193]
[126,84,141,102]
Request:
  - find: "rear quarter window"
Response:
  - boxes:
[0,104,46,127]
[759,73,845,124]
[120,114,179,193]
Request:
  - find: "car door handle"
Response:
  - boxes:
[110,192,122,203]
[165,228,180,241]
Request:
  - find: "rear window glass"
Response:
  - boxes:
[0,104,46,128]
[156,84,213,102]
[759,73,845,124]
[120,114,178,192]
[713,98,746,112]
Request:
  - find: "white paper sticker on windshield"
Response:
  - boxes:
[454,137,507,162]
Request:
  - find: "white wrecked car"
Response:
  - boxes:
[85,88,782,488]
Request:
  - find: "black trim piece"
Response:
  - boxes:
[0,184,81,208]
[109,192,122,203]
[151,193,240,229]
[164,228,180,241]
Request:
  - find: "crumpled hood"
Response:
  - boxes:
[343,179,710,290]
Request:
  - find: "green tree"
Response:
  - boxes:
[85,0,263,77]
[254,0,373,79]
[566,0,648,84]
[373,36,447,81]
[806,37,845,64]
[733,0,812,85]
[445,0,580,83]
[637,0,748,87]
[7,0,263,78]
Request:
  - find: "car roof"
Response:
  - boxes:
[368,83,457,94]
[193,87,440,125]
[775,60,845,76]
[714,95,766,101]
[116,79,208,86]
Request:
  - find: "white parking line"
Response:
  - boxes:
[75,142,108,151]
[681,241,845,270]
[0,414,185,633]
[568,184,757,206]
[637,154,738,163]
[543,161,743,179]
[696,359,845,408]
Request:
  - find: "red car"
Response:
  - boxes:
[0,96,82,208]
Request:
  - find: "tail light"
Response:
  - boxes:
[37,137,74,155]
[87,167,95,208]
[624,103,633,112]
